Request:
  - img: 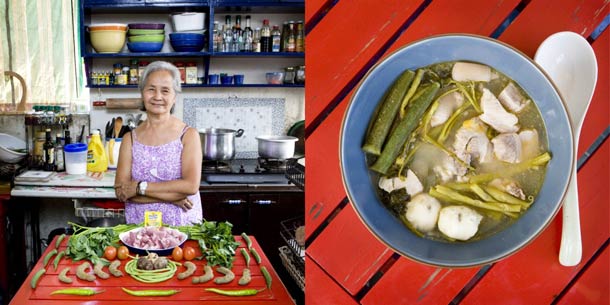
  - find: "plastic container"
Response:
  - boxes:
[64,143,88,175]
[87,130,108,173]
[105,138,121,169]
[171,12,205,32]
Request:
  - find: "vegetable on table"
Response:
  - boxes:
[43,249,58,268]
[108,260,123,277]
[93,262,110,279]
[363,69,415,155]
[241,232,252,250]
[250,247,261,265]
[53,250,66,271]
[122,287,180,297]
[55,234,66,249]
[240,248,250,267]
[260,266,272,290]
[177,261,197,280]
[205,287,261,297]
[30,268,46,289]
[116,246,129,260]
[192,265,214,284]
[104,245,117,260]
[177,221,239,269]
[50,288,104,296]
[238,268,251,286]
[125,257,178,283]
[172,246,184,261]
[58,267,73,284]
[214,266,235,284]
[76,262,96,282]
[183,246,196,261]
[65,222,137,265]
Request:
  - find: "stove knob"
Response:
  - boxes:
[239,165,245,173]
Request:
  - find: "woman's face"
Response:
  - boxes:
[142,70,176,115]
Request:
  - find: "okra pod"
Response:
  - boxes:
[370,82,440,175]
[43,249,58,268]
[240,248,251,267]
[260,266,272,290]
[363,69,415,156]
[30,268,46,289]
[55,234,66,249]
[241,233,252,250]
[250,247,261,265]
[53,250,66,271]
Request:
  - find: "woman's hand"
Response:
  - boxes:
[173,198,193,211]
[114,181,138,202]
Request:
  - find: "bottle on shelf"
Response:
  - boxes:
[87,130,108,173]
[243,15,253,52]
[43,129,56,171]
[33,131,45,168]
[296,21,305,52]
[281,21,289,52]
[223,15,233,52]
[213,21,221,52]
[64,130,72,145]
[287,21,296,52]
[271,25,282,52]
[253,28,261,52]
[234,15,243,52]
[261,19,271,52]
[129,59,139,85]
[55,133,65,172]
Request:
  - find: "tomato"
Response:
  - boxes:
[104,245,117,260]
[117,246,129,260]
[172,246,184,261]
[183,246,196,261]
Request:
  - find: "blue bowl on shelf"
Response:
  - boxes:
[169,32,204,41]
[170,41,204,52]
[127,41,163,52]
[220,75,233,85]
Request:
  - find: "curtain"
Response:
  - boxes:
[0,0,87,112]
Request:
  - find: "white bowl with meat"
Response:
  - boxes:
[119,226,187,256]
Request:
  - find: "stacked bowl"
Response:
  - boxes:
[127,23,165,52]
[169,12,206,52]
[88,23,128,53]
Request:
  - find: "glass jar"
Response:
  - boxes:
[296,65,305,84]
[185,62,198,84]
[33,131,46,167]
[174,62,186,83]
[283,66,295,84]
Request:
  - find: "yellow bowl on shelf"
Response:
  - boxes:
[90,30,126,53]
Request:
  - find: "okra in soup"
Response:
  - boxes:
[362,61,551,242]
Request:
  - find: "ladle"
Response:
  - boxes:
[534,31,598,266]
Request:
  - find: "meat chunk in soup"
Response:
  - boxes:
[378,169,423,196]
[489,178,526,200]
[492,133,522,163]
[431,91,465,127]
[453,117,493,164]
[499,82,530,113]
[452,62,492,82]
[479,88,519,133]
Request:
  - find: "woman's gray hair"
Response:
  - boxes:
[138,61,182,93]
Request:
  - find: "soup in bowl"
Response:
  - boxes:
[340,34,573,267]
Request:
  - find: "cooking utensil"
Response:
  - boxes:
[114,117,123,138]
[534,31,598,267]
[199,128,244,161]
[287,120,305,157]
[78,125,86,143]
[340,34,572,267]
[255,135,298,159]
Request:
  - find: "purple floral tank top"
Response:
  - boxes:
[125,127,202,226]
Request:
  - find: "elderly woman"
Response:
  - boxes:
[114,61,203,226]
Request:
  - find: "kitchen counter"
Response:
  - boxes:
[9,235,295,305]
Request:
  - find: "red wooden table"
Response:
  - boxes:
[9,235,294,304]
[305,1,609,304]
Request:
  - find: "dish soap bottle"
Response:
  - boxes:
[87,130,108,173]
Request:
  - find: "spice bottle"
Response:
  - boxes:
[33,131,46,167]
[55,133,65,172]
[129,59,139,85]
[284,66,295,84]
[174,62,186,83]
[271,25,281,52]
[296,21,305,52]
[186,62,198,84]
[43,129,56,171]
[261,19,271,52]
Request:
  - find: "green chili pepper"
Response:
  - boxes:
[30,268,46,289]
[53,250,66,271]
[260,266,272,290]
[55,234,66,249]
[122,287,180,296]
[240,248,250,267]
[241,233,252,250]
[250,247,261,265]
[43,249,58,267]
[51,288,104,296]
[205,287,260,296]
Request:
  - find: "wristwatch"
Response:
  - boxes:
[137,181,148,196]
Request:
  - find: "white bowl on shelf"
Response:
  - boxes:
[171,12,205,32]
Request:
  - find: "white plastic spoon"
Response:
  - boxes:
[534,31,598,266]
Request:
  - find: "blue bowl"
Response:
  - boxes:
[170,41,204,52]
[169,33,204,40]
[340,34,573,267]
[127,41,163,52]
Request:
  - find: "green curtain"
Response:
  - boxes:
[0,0,86,112]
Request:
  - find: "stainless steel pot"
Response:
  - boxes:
[199,128,244,160]
[255,135,298,159]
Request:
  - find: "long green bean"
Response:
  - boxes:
[431,186,520,216]
[468,152,551,183]
[399,69,424,118]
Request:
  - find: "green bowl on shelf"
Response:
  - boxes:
[128,29,164,36]
[128,34,165,43]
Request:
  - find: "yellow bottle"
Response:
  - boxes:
[87,130,108,173]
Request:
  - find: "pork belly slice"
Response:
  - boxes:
[430,91,465,127]
[452,117,493,164]
[452,62,492,82]
[492,133,522,163]
[378,169,423,196]
[479,88,519,133]
[499,82,530,113]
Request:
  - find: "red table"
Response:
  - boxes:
[10,235,294,305]
[305,0,609,304]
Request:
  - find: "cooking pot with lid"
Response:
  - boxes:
[199,128,244,160]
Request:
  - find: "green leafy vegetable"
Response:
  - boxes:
[176,220,240,269]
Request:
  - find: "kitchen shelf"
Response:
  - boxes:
[88,83,304,88]
[84,52,303,58]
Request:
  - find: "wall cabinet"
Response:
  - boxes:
[80,0,304,88]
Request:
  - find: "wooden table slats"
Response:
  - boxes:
[557,244,609,305]
[305,255,361,305]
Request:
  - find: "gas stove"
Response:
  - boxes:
[201,158,291,185]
